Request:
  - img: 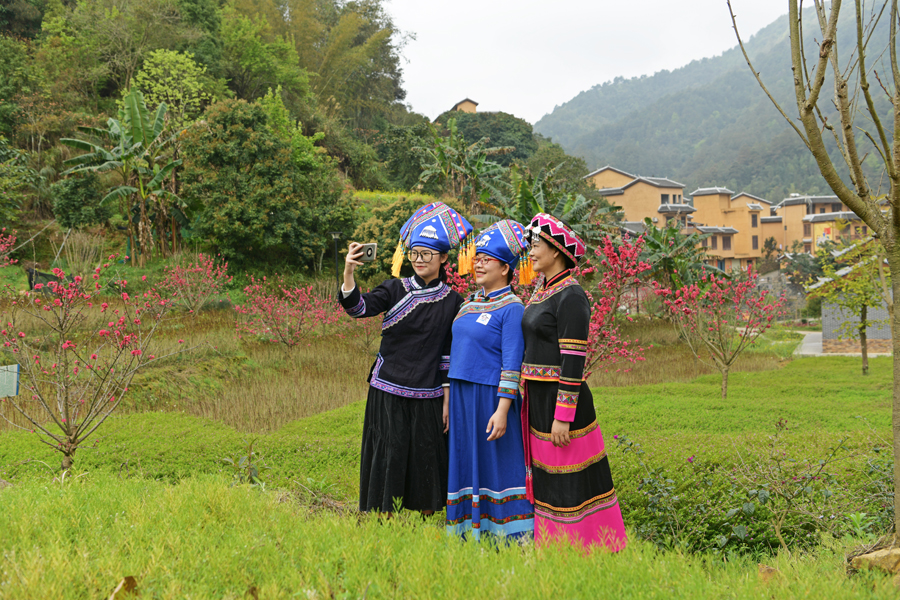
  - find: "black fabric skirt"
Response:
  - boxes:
[359,386,448,512]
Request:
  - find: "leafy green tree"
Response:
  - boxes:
[220,5,308,102]
[133,49,226,127]
[807,240,892,375]
[0,0,47,39]
[526,134,598,197]
[375,121,434,192]
[435,111,538,167]
[181,98,353,268]
[0,35,42,138]
[173,0,223,71]
[257,87,355,270]
[0,136,28,222]
[42,0,201,95]
[50,172,112,229]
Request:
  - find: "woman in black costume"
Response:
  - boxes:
[339,202,473,514]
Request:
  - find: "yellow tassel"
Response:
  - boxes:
[467,241,476,276]
[391,241,404,278]
[519,257,534,285]
[457,246,467,276]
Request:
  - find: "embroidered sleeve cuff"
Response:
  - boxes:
[497,387,517,400]
[558,377,582,395]
[338,285,365,317]
[559,338,588,358]
[438,355,450,371]
[554,389,579,422]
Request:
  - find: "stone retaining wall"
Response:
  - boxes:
[822,338,892,353]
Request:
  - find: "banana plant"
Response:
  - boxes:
[488,164,622,252]
[416,118,512,213]
[61,89,181,266]
[640,217,721,289]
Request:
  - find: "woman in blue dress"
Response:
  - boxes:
[446,220,534,539]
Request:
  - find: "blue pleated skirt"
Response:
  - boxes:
[446,379,534,539]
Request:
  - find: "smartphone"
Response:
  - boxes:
[358,243,377,262]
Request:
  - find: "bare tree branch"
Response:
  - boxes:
[727,0,811,147]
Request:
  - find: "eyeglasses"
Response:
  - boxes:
[408,250,436,262]
[473,255,501,266]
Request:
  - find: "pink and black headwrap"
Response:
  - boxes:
[525,213,586,266]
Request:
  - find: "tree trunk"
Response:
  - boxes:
[721,366,729,399]
[61,453,73,472]
[860,304,869,375]
[887,251,900,542]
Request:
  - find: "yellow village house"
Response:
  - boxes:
[450,98,478,114]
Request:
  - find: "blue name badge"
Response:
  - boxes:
[0,364,20,398]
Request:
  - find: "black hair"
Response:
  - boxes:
[506,265,515,284]
[439,255,449,283]
[563,255,576,270]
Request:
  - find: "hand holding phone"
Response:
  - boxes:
[358,243,377,262]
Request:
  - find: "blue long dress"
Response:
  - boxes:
[447,285,534,539]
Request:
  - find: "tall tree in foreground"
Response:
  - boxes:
[728,0,900,538]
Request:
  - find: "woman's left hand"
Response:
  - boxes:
[442,389,450,433]
[486,410,507,441]
[550,419,571,447]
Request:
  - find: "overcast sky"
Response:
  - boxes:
[383,0,789,124]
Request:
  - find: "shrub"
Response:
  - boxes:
[234,275,341,351]
[161,252,232,312]
[50,173,112,229]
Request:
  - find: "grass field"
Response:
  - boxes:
[0,287,895,597]
[1,474,896,600]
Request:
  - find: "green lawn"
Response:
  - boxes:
[0,474,895,600]
[0,352,894,597]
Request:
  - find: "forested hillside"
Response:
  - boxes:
[534,7,892,201]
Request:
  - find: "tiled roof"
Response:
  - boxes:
[624,176,684,190]
[691,187,735,197]
[731,192,772,205]
[801,211,861,223]
[746,203,765,211]
[595,186,625,196]
[774,194,839,208]
[696,226,739,234]
[583,165,635,180]
[657,203,696,213]
[760,216,783,223]
[620,221,647,235]
[640,176,685,188]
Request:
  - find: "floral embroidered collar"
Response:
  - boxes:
[528,270,579,305]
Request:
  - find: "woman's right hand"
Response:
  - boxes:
[345,242,364,274]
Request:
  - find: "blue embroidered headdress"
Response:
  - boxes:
[471,220,530,270]
[392,202,473,277]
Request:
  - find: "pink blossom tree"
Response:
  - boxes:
[160,253,233,313]
[0,228,16,268]
[0,257,181,470]
[655,267,787,398]
[234,276,341,351]
[583,235,651,377]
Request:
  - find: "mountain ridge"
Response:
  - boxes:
[534,7,886,201]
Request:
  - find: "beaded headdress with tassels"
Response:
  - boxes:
[392,202,473,278]
[457,219,535,285]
